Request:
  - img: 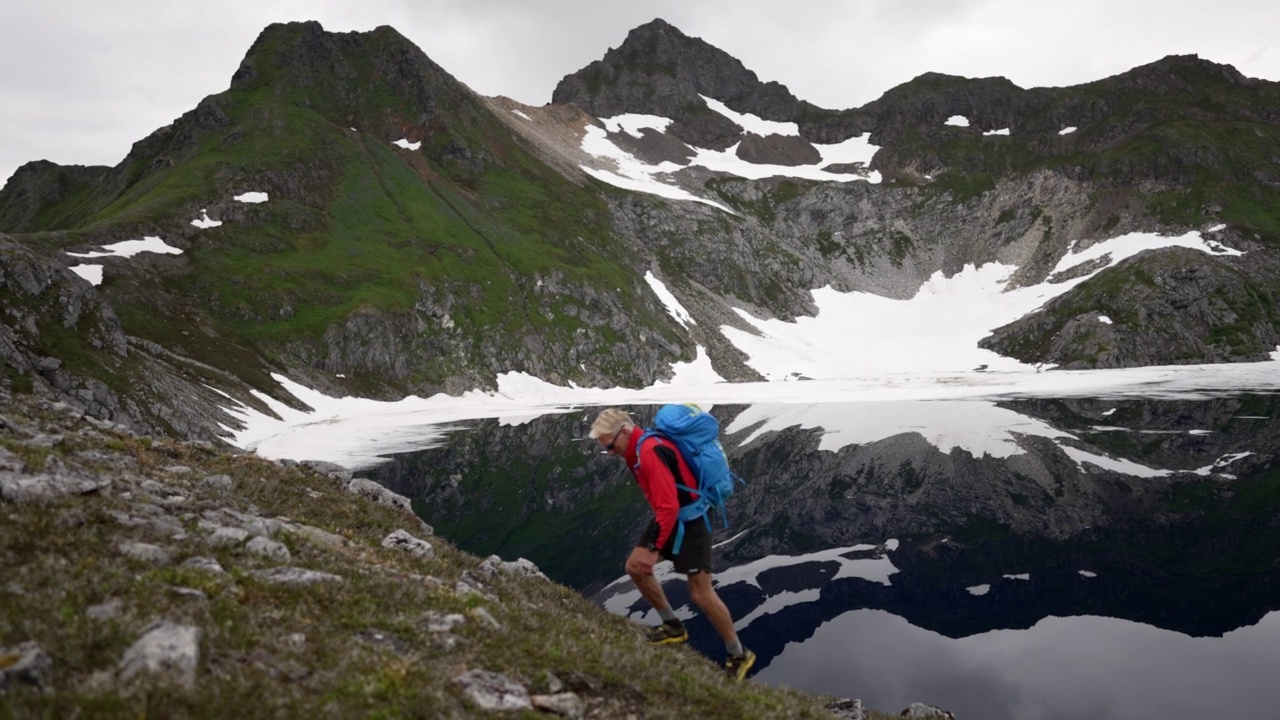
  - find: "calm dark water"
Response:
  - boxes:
[367,394,1280,719]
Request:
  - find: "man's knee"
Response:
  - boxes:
[687,573,715,604]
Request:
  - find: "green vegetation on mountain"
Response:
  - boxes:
[1,22,690,403]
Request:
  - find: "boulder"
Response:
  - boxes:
[347,478,412,513]
[454,669,531,712]
[180,556,226,574]
[477,555,546,580]
[0,641,53,693]
[381,529,434,559]
[901,703,956,719]
[251,567,344,586]
[245,536,291,563]
[118,542,172,566]
[117,621,201,689]
[531,692,586,719]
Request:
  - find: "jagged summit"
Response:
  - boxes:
[553,18,813,149]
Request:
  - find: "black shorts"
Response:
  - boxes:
[637,517,713,575]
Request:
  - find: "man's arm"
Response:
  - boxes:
[637,440,681,549]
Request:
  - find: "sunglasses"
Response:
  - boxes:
[601,427,626,454]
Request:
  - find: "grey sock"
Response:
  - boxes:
[726,639,743,657]
[658,608,680,624]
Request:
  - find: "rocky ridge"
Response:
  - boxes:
[0,388,903,718]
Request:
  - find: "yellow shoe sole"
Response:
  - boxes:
[727,649,756,681]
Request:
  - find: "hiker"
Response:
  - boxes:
[589,407,756,681]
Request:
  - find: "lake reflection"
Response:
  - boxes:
[759,610,1280,720]
[367,393,1280,718]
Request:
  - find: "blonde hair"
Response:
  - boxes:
[589,408,633,440]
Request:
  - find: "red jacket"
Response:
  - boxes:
[623,426,699,549]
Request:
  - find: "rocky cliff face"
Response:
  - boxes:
[0,233,273,440]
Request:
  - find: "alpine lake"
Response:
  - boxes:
[365,391,1280,720]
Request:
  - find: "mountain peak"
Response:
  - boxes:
[552,19,806,148]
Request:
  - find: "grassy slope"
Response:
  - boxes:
[1,393,897,719]
[5,24,675,398]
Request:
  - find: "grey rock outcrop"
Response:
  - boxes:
[381,529,435,559]
[0,641,53,693]
[900,703,956,719]
[454,669,532,712]
[251,567,344,586]
[348,478,412,512]
[478,555,547,580]
[117,621,201,689]
[531,692,586,718]
[245,536,292,563]
[118,542,172,566]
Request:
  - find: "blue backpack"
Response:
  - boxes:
[634,403,746,554]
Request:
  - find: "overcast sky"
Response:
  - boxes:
[2,0,1278,188]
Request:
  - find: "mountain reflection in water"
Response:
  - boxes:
[367,393,1280,719]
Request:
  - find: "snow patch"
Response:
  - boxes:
[983,128,1010,136]
[602,114,673,137]
[1098,315,1113,324]
[1059,126,1078,135]
[68,265,104,286]
[1003,573,1030,581]
[1079,570,1098,578]
[644,271,695,328]
[945,115,970,127]
[392,139,421,151]
[700,95,799,136]
[66,237,183,259]
[191,210,222,229]
[511,109,532,121]
[967,584,991,596]
[233,191,268,203]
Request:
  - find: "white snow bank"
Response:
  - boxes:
[579,101,882,212]
[653,346,725,386]
[66,237,183,259]
[602,114,673,137]
[1059,126,1078,135]
[191,210,222,229]
[234,191,268,203]
[511,109,532,121]
[68,265,103,286]
[946,115,970,127]
[724,229,1243,381]
[580,124,732,213]
[967,584,991,596]
[644,271,695,328]
[984,128,1010,136]
[392,139,421,151]
[700,95,800,136]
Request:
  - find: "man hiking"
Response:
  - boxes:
[590,408,756,681]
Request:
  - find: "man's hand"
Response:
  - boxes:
[625,546,660,576]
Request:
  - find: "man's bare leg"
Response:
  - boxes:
[686,571,738,646]
[626,546,672,613]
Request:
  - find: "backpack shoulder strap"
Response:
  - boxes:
[635,431,699,504]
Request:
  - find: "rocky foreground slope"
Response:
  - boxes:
[0,388,938,719]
